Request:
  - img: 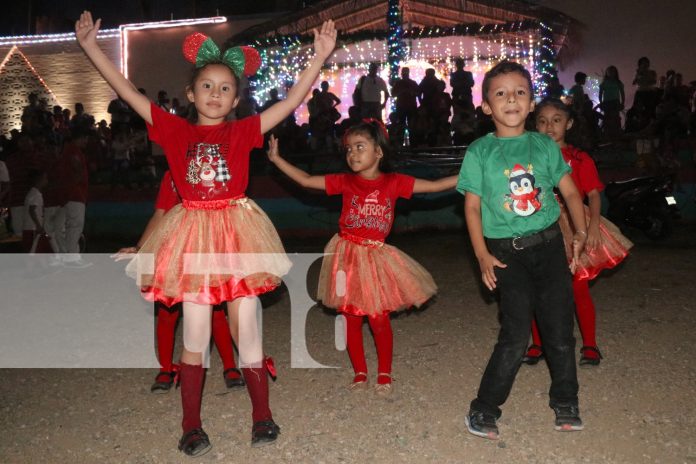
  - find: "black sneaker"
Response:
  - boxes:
[552,404,584,431]
[178,428,212,457]
[465,410,499,440]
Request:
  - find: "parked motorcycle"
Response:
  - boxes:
[605,174,679,240]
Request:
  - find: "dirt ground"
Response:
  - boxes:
[2,225,696,464]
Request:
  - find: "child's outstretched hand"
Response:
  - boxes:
[111,246,138,262]
[477,252,507,291]
[313,20,337,61]
[267,135,281,163]
[75,11,101,49]
[570,230,587,274]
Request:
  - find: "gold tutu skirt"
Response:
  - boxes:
[317,233,437,317]
[126,197,291,306]
[558,203,633,281]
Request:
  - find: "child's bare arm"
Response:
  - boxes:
[558,174,587,267]
[464,192,506,291]
[75,11,152,125]
[412,175,458,194]
[586,189,601,250]
[28,205,44,233]
[260,20,336,134]
[267,135,326,190]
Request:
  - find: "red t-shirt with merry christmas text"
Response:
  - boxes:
[325,172,415,241]
[154,170,181,212]
[147,103,263,201]
[562,145,604,199]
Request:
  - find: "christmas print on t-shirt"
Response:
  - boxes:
[185,142,231,198]
[503,163,541,217]
[345,189,393,234]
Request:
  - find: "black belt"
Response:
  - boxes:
[486,223,560,251]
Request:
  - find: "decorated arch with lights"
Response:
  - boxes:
[231,0,574,123]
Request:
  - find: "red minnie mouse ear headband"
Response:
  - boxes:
[182,32,261,78]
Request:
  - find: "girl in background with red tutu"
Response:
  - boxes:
[523,98,633,367]
[267,121,457,395]
[113,171,246,394]
[76,10,336,456]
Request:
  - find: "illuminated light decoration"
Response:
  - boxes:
[386,0,405,83]
[0,29,120,46]
[249,19,556,124]
[0,45,61,104]
[119,16,227,78]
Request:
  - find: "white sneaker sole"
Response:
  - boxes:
[465,416,499,440]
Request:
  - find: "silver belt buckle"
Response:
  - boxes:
[512,236,524,250]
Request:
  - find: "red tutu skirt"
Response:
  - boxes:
[557,203,633,281]
[126,197,291,306]
[317,233,437,317]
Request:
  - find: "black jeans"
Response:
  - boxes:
[470,224,579,418]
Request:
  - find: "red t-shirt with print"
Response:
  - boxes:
[562,145,603,199]
[147,103,263,201]
[325,173,415,241]
[154,170,181,212]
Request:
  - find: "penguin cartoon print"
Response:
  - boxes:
[504,163,541,216]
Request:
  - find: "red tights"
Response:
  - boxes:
[344,313,393,384]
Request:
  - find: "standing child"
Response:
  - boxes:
[267,122,457,395]
[22,169,52,253]
[114,171,246,393]
[521,99,633,367]
[598,66,625,138]
[76,10,336,456]
[457,61,589,440]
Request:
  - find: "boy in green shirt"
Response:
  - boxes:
[457,61,588,439]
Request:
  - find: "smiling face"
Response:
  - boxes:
[482,71,534,137]
[344,133,382,179]
[186,64,239,125]
[535,104,572,147]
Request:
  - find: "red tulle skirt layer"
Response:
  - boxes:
[558,204,633,281]
[317,234,437,317]
[126,198,291,306]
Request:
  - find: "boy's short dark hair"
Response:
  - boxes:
[574,72,587,84]
[481,60,533,103]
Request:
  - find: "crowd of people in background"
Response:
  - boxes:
[1,56,696,244]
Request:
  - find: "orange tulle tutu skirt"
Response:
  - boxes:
[317,233,437,317]
[558,203,633,281]
[126,197,291,306]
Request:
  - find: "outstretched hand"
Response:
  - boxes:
[267,135,281,163]
[111,246,138,262]
[312,20,337,60]
[75,11,101,49]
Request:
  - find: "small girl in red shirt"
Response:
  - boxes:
[525,99,633,366]
[114,171,246,394]
[267,120,457,395]
[77,10,336,456]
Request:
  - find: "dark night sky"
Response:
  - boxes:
[0,1,285,35]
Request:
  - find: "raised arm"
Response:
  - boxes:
[75,11,152,125]
[267,135,326,190]
[412,175,458,194]
[260,20,336,134]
